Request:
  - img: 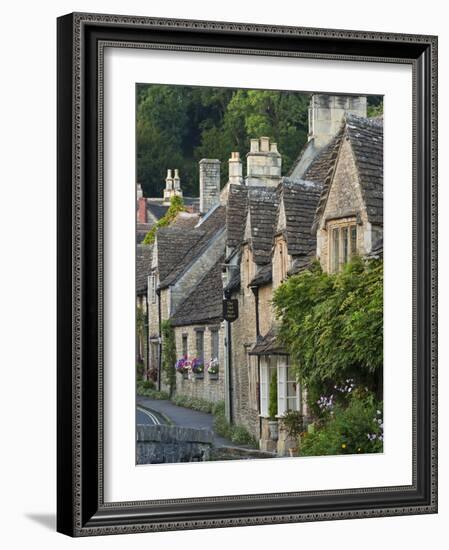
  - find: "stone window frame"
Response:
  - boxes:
[327,216,358,273]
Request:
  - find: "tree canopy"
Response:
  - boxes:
[137,84,383,198]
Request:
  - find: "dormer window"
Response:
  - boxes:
[328,220,357,273]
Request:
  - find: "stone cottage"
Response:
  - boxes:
[137,92,383,456]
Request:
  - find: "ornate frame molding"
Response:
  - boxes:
[57,12,437,537]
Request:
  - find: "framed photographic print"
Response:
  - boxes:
[57,12,438,536]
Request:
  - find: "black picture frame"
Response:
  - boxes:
[57,12,438,537]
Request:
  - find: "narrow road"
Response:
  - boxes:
[136,396,243,448]
[136,405,165,425]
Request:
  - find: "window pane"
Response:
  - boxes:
[182,335,188,357]
[196,331,204,360]
[211,330,219,360]
[332,227,340,272]
[350,225,357,256]
[342,226,348,264]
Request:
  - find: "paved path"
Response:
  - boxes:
[137,396,240,448]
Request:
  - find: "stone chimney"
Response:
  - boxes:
[228,152,243,185]
[246,137,282,187]
[137,197,147,224]
[163,168,183,205]
[308,94,367,149]
[199,159,221,213]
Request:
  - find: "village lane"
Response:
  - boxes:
[136,396,237,448]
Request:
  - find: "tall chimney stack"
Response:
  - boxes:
[199,159,221,213]
[309,94,367,149]
[228,152,243,185]
[246,137,282,187]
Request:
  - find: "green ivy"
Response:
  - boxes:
[142,195,186,245]
[273,257,383,400]
[161,319,177,397]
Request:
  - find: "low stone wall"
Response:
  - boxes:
[136,425,214,464]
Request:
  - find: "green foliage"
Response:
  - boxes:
[161,320,177,397]
[273,257,383,399]
[142,195,186,245]
[300,391,383,456]
[367,95,384,118]
[172,394,215,414]
[212,402,258,447]
[136,379,169,400]
[268,371,278,420]
[136,362,145,379]
[281,410,304,439]
[137,84,311,194]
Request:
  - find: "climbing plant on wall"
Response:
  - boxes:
[142,195,186,245]
[161,319,177,397]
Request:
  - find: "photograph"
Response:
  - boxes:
[135,85,384,464]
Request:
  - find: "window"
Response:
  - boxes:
[211,329,219,361]
[195,330,204,360]
[259,357,276,417]
[182,334,188,358]
[277,359,300,416]
[329,221,358,272]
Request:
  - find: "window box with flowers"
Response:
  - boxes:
[191,358,204,380]
[175,357,190,380]
[207,358,219,380]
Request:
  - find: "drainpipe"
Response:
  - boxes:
[251,286,260,338]
[223,284,234,425]
[144,292,149,381]
[251,285,261,438]
[156,288,162,392]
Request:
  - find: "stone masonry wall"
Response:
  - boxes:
[317,138,371,271]
[174,324,225,404]
[230,247,261,439]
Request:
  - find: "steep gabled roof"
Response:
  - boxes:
[156,227,200,281]
[158,205,226,289]
[247,186,279,265]
[226,184,248,248]
[345,114,383,226]
[170,257,224,327]
[310,114,383,230]
[278,178,323,257]
[136,244,153,294]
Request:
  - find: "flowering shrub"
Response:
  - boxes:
[207,358,219,374]
[190,358,204,374]
[300,391,383,456]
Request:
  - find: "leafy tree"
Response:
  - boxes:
[272,257,383,402]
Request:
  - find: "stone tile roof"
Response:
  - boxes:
[247,187,280,265]
[170,211,200,229]
[278,178,323,257]
[249,264,272,288]
[136,244,153,294]
[309,114,383,229]
[147,203,168,220]
[170,257,224,327]
[226,185,248,249]
[136,223,153,244]
[249,327,287,356]
[346,114,383,226]
[287,252,316,276]
[158,206,226,289]
[156,227,199,281]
